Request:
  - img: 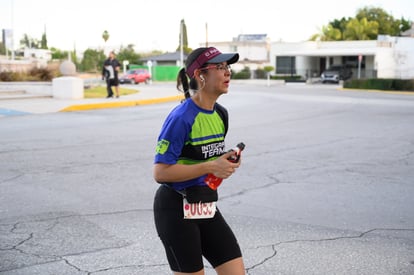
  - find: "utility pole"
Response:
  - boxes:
[205,22,208,47]
[11,0,15,60]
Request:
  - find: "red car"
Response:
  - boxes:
[119,69,151,84]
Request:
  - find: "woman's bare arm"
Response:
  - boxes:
[153,151,240,183]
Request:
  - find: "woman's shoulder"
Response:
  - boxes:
[165,99,200,123]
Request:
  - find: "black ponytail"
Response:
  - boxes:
[176,68,191,99]
[176,68,199,100]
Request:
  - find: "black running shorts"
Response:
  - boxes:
[109,78,119,86]
[153,184,242,273]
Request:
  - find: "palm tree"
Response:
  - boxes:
[102,30,110,54]
[343,18,378,40]
[310,24,342,41]
[102,30,109,43]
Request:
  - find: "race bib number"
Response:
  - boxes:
[183,198,216,219]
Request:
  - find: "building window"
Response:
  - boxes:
[276,56,296,75]
[342,56,365,69]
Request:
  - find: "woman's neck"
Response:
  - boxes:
[192,91,217,110]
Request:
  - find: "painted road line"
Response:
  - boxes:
[0,108,31,116]
[60,95,184,112]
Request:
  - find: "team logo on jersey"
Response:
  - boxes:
[201,141,225,158]
[156,139,170,154]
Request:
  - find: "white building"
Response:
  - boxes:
[206,34,271,72]
[206,33,414,80]
[271,35,414,80]
[23,48,52,61]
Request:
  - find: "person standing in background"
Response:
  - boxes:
[102,51,121,98]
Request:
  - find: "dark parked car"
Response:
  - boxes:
[119,69,151,84]
[321,65,353,83]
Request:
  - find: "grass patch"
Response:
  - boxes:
[84,85,139,98]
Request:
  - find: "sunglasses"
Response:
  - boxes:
[200,64,232,72]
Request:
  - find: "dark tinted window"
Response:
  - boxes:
[276,56,296,74]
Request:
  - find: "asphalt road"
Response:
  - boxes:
[1,83,414,274]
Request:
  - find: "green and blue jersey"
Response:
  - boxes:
[155,99,226,190]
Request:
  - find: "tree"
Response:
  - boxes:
[117,44,141,65]
[176,19,192,54]
[20,34,40,49]
[310,24,342,41]
[50,47,68,60]
[40,32,48,49]
[20,34,30,48]
[356,7,399,36]
[310,6,412,41]
[71,48,79,68]
[343,18,379,40]
[330,17,350,33]
[352,7,409,38]
[102,30,109,43]
[80,48,105,73]
[20,34,40,48]
[399,17,412,34]
[0,42,5,55]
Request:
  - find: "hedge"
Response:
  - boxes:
[344,78,414,92]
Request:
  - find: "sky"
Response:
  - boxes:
[1,0,413,53]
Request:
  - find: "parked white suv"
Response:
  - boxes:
[321,65,353,83]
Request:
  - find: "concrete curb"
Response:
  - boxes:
[60,95,184,112]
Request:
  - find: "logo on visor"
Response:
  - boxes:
[204,48,219,57]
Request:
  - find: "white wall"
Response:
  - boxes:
[23,48,52,61]
[0,82,52,95]
[394,37,414,79]
[376,36,414,79]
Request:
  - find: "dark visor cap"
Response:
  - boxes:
[186,47,239,78]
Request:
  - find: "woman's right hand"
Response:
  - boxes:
[210,151,241,179]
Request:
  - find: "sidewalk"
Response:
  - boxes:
[0,82,183,117]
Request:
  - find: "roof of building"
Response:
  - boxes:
[401,23,414,37]
[234,34,267,42]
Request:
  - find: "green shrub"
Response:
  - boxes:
[344,78,414,91]
[393,79,414,91]
[232,67,251,79]
[0,71,27,81]
[270,75,302,81]
[28,67,57,81]
[0,67,58,82]
[0,71,14,81]
[255,68,267,79]
[264,66,274,73]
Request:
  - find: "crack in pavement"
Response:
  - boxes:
[2,185,413,273]
[0,173,25,185]
[220,174,282,201]
[0,208,152,227]
[0,208,154,273]
[85,263,170,275]
[58,256,170,275]
[245,228,414,274]
[62,258,84,273]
